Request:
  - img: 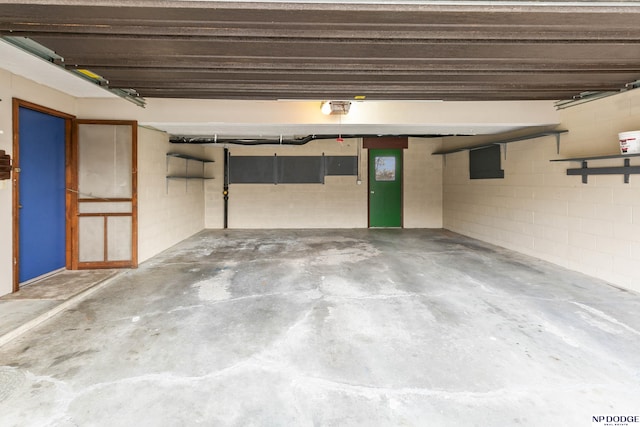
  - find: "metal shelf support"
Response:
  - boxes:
[567,158,640,184]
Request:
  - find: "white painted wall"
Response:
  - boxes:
[443,89,640,293]
[404,138,443,228]
[137,127,207,263]
[0,71,14,298]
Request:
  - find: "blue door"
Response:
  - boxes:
[18,107,66,283]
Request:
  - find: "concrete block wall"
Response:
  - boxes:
[203,137,444,229]
[218,138,368,229]
[136,128,207,263]
[404,138,443,228]
[443,89,640,293]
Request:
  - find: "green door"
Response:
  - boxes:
[369,149,402,227]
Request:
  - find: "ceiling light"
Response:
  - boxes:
[321,101,351,115]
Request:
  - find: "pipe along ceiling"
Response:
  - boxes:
[169,134,451,146]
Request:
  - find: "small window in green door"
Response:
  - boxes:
[375,156,396,181]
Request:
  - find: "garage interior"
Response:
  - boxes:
[1,1,640,425]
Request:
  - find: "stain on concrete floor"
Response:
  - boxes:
[0,229,639,426]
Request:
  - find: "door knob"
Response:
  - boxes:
[18,204,23,209]
[370,191,375,194]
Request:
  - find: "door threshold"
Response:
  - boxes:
[19,267,66,288]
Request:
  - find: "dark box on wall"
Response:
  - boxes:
[0,150,11,180]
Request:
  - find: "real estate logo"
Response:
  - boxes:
[592,415,640,426]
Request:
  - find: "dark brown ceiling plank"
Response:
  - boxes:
[6,25,640,43]
[34,38,640,61]
[3,3,640,26]
[131,89,595,101]
[113,85,626,95]
[74,61,640,73]
[61,56,640,74]
[28,34,640,50]
[99,72,640,86]
[3,1,640,102]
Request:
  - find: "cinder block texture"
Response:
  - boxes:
[443,90,640,293]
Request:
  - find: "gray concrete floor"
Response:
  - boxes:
[0,270,119,346]
[0,270,119,343]
[0,229,639,426]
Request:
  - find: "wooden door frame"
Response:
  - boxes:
[71,119,138,269]
[12,98,75,293]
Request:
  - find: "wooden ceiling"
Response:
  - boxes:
[2,1,640,101]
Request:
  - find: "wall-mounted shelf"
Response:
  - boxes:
[433,130,568,157]
[551,153,640,184]
[550,152,640,162]
[166,152,214,192]
[166,176,215,180]
[166,152,215,163]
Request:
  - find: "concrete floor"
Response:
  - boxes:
[0,270,119,341]
[0,229,639,426]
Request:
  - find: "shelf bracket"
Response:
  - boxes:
[166,155,170,194]
[566,159,640,184]
[624,158,631,184]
